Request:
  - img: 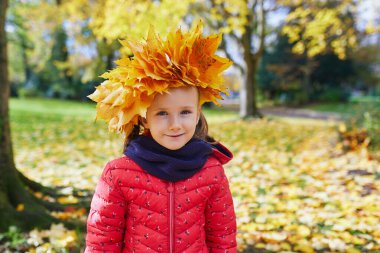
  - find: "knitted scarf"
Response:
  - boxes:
[124,136,213,182]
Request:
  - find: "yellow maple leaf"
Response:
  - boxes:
[294,242,315,253]
[57,196,79,204]
[16,203,25,212]
[347,247,361,253]
[88,20,233,137]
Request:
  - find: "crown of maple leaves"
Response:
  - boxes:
[88,21,233,136]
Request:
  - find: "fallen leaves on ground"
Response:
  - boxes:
[211,118,380,252]
[27,224,77,252]
[10,100,380,252]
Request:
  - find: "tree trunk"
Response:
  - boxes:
[106,49,115,70]
[240,42,261,118]
[303,65,312,103]
[300,45,320,104]
[240,28,263,116]
[239,0,265,118]
[0,0,56,232]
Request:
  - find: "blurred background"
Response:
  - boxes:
[1,0,380,252]
[6,0,380,107]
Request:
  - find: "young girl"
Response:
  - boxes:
[85,21,237,253]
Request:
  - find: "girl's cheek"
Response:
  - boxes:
[157,118,169,127]
[184,118,197,126]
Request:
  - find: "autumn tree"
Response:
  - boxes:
[0,0,88,232]
[1,0,194,231]
[257,35,305,103]
[280,0,358,101]
[0,0,58,231]
[60,0,192,65]
[24,0,192,97]
[8,0,116,98]
[191,0,278,118]
[6,1,33,89]
[7,0,67,97]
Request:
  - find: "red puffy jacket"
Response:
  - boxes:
[85,144,237,253]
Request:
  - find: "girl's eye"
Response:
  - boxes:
[181,110,192,115]
[156,111,168,116]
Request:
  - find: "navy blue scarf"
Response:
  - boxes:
[124,136,213,182]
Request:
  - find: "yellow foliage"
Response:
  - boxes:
[194,0,248,36]
[11,100,380,252]
[366,21,380,34]
[294,242,315,253]
[57,195,79,204]
[16,203,25,212]
[338,124,370,151]
[282,0,357,59]
[88,0,193,46]
[15,3,63,72]
[51,207,87,221]
[27,223,77,250]
[212,118,380,252]
[261,231,288,243]
[88,21,232,136]
[347,247,361,253]
[297,225,312,237]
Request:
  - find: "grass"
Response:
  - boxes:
[10,97,239,123]
[10,98,96,118]
[16,95,364,120]
[306,102,353,113]
[306,101,380,116]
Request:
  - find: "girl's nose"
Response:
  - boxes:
[169,115,181,130]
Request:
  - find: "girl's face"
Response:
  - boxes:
[142,86,200,150]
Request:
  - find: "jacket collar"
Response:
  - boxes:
[210,141,233,165]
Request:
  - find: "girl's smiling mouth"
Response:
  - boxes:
[166,134,184,138]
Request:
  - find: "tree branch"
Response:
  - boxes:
[254,0,266,60]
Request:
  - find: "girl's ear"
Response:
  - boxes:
[139,116,149,129]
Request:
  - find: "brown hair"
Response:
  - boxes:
[123,111,216,153]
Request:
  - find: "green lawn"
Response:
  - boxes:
[306,101,380,116]
[10,98,238,122]
[10,98,96,118]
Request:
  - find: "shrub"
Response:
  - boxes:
[338,102,380,156]
[17,87,40,98]
[317,87,350,102]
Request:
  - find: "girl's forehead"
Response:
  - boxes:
[151,87,199,106]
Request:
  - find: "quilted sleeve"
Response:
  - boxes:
[85,162,127,253]
[205,167,237,252]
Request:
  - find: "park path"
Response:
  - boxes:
[220,100,344,121]
[260,107,343,121]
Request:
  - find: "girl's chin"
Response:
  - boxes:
[161,142,186,150]
[159,138,188,150]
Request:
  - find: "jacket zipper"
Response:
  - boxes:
[167,182,175,253]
